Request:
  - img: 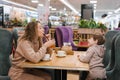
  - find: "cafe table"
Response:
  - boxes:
[19,51,89,80]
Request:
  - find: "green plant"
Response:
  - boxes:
[97,22,107,32]
[78,19,89,28]
[78,19,107,31]
[22,19,28,27]
[31,18,36,22]
[10,18,23,26]
[87,19,97,28]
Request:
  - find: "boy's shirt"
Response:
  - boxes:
[79,44,105,69]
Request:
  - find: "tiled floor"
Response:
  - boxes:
[67,71,79,80]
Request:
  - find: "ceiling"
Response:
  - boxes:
[0,0,120,18]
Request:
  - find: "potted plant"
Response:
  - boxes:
[78,19,107,32]
[77,19,107,46]
[10,18,22,26]
[87,19,97,29]
[97,22,107,32]
[22,19,28,27]
[78,19,89,28]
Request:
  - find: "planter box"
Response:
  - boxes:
[78,28,103,34]
[77,28,107,42]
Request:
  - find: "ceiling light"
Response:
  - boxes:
[94,4,97,7]
[51,8,56,10]
[49,6,52,9]
[60,0,79,14]
[2,0,37,11]
[94,6,96,9]
[78,13,81,16]
[114,8,120,13]
[38,4,44,7]
[94,10,96,13]
[2,0,7,1]
[108,12,113,15]
[64,7,66,11]
[31,0,38,3]
[90,0,97,4]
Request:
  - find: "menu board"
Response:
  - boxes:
[83,9,93,20]
[81,4,94,20]
[0,7,4,26]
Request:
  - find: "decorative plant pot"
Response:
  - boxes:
[78,28,104,34]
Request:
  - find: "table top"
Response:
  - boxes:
[19,51,89,71]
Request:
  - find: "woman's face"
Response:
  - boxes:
[37,23,44,37]
[88,37,97,46]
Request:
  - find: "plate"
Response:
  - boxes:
[42,58,52,61]
[56,54,66,58]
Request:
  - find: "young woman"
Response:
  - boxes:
[78,34,106,80]
[9,21,55,80]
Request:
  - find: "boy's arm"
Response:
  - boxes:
[78,47,94,63]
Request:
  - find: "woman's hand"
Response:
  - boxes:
[44,39,55,48]
[45,34,51,41]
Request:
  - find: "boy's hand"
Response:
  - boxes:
[77,55,80,59]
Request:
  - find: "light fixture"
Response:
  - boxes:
[49,6,52,9]
[94,6,96,9]
[64,7,66,11]
[38,4,44,7]
[2,0,37,11]
[60,0,79,14]
[2,0,8,1]
[51,8,56,10]
[108,12,113,15]
[94,4,97,7]
[114,8,120,13]
[31,0,38,3]
[94,10,96,13]
[90,0,97,4]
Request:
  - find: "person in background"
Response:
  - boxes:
[9,21,55,80]
[62,20,66,26]
[118,21,120,27]
[115,21,120,30]
[78,34,106,80]
[99,14,110,29]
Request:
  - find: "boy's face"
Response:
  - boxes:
[88,37,98,46]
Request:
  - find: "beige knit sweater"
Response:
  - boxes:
[79,44,106,79]
[8,39,51,80]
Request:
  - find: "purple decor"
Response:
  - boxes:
[55,27,63,47]
[55,26,77,50]
[44,26,49,34]
[65,26,78,50]
[43,26,49,43]
[115,27,120,30]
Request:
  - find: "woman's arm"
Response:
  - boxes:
[20,41,47,63]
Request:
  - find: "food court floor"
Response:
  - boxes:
[67,71,79,80]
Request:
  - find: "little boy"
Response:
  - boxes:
[78,34,106,80]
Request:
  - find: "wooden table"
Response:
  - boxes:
[19,51,89,80]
